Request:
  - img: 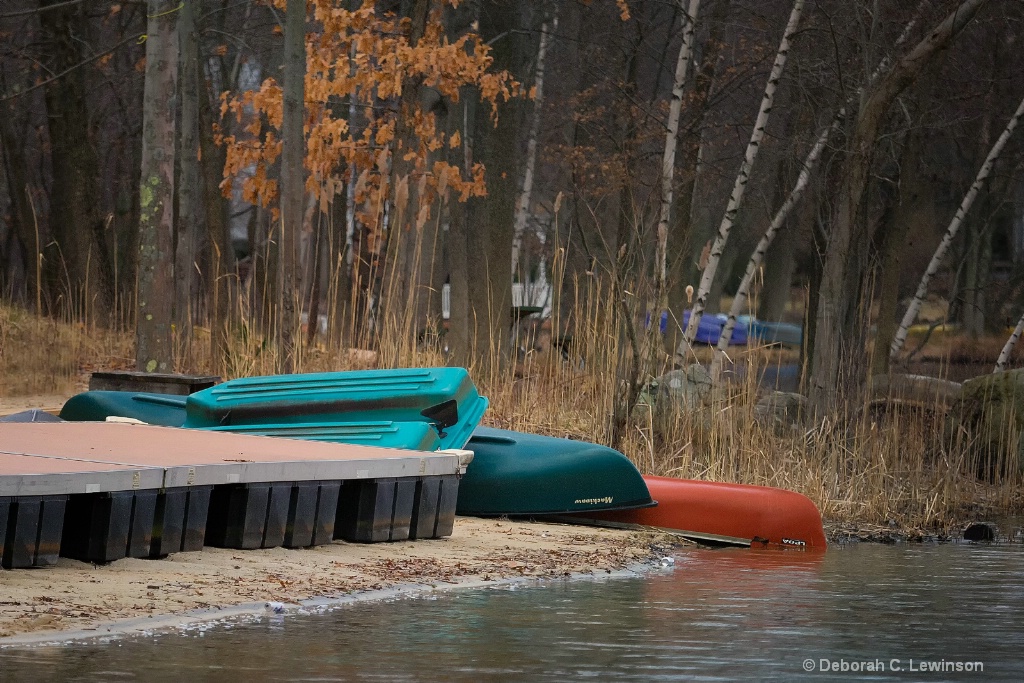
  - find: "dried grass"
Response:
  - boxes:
[2,293,1021,532]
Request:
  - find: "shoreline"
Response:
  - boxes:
[0,517,679,646]
[3,565,668,648]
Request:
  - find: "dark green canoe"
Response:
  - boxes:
[61,391,187,427]
[455,428,653,516]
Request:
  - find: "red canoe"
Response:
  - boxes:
[568,475,827,549]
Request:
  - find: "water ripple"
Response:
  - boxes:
[3,544,1024,681]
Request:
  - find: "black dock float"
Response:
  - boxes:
[334,477,423,543]
[61,490,158,563]
[335,479,396,543]
[434,475,459,538]
[408,475,459,540]
[409,477,441,540]
[206,483,268,549]
[263,482,292,548]
[2,495,67,569]
[283,481,319,548]
[150,486,213,557]
[0,496,9,563]
[390,479,417,541]
[311,481,341,546]
[181,486,212,552]
[205,482,293,550]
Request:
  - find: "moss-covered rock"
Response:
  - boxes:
[949,369,1024,479]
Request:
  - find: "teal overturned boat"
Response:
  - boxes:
[456,428,653,515]
[60,369,652,516]
[186,368,486,450]
[61,391,188,427]
[62,368,485,451]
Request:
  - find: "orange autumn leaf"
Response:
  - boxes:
[218,0,517,252]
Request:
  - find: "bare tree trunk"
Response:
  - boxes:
[461,1,527,370]
[136,0,181,372]
[889,90,1023,361]
[681,0,804,354]
[870,121,928,376]
[306,208,326,348]
[0,95,38,308]
[327,185,351,347]
[714,0,927,376]
[376,0,431,346]
[665,0,731,357]
[654,0,700,329]
[176,0,202,354]
[714,115,835,369]
[809,0,990,413]
[199,63,234,371]
[279,0,306,373]
[40,0,114,322]
[511,15,556,281]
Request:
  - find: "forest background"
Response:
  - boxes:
[2,0,1023,531]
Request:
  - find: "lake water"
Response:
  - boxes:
[2,542,1022,681]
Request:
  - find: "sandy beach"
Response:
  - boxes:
[0,517,678,644]
[0,393,676,644]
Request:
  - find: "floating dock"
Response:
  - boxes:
[0,422,471,569]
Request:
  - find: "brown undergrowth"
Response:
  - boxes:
[2,300,1021,534]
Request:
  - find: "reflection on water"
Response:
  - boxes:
[3,543,1023,681]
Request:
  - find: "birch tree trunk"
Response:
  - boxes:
[996,311,1024,373]
[808,0,989,413]
[714,116,836,363]
[136,0,181,372]
[279,0,306,373]
[681,0,804,354]
[715,0,927,374]
[654,0,700,321]
[665,0,731,357]
[511,16,556,282]
[889,92,1024,361]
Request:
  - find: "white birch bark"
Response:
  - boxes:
[655,0,701,298]
[708,0,927,380]
[511,17,556,280]
[715,116,838,360]
[712,2,924,364]
[996,311,1024,372]
[681,0,804,352]
[890,92,1024,361]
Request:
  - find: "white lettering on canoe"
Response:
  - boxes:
[574,496,614,505]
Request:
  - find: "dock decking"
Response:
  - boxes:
[0,422,469,569]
